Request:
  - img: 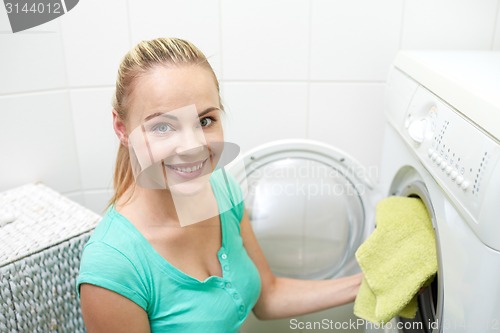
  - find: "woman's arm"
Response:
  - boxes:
[240,210,363,320]
[80,284,151,333]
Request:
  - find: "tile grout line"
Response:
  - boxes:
[57,16,86,208]
[306,0,313,139]
[399,0,407,49]
[491,0,500,50]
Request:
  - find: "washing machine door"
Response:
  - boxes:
[229,139,379,280]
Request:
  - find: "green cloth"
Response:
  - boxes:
[76,170,261,333]
[354,196,437,324]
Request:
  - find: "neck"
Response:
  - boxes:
[116,186,180,227]
[116,179,219,228]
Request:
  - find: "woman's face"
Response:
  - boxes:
[125,65,224,192]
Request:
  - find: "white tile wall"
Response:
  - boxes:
[59,0,130,87]
[0,4,60,32]
[402,0,498,50]
[64,191,86,208]
[64,189,112,215]
[0,2,12,32]
[83,190,113,215]
[128,0,222,79]
[70,88,118,190]
[2,0,499,213]
[0,24,66,94]
[494,3,500,50]
[222,82,308,153]
[308,83,386,169]
[221,0,309,80]
[310,0,403,81]
[0,92,81,193]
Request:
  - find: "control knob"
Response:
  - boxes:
[408,118,430,144]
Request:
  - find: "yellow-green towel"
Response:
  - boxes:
[354,196,438,324]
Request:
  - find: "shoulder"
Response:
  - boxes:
[84,207,145,257]
[210,169,245,222]
[77,208,150,310]
[210,169,243,200]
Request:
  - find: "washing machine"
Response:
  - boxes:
[230,50,500,333]
[229,139,380,333]
[374,50,500,333]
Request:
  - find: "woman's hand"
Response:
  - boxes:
[240,210,363,320]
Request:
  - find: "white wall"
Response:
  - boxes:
[1,0,499,214]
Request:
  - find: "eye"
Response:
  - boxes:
[200,117,215,128]
[151,122,173,135]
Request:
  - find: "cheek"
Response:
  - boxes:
[206,129,226,162]
[148,138,177,162]
[205,124,224,143]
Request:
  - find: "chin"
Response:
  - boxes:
[167,174,212,197]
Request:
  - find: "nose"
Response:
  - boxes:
[175,127,206,156]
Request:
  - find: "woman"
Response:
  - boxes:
[77,37,362,333]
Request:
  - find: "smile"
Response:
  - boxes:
[165,158,208,173]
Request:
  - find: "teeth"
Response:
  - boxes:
[171,161,204,173]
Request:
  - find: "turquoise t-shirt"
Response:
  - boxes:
[77,170,262,333]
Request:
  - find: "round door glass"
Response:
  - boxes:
[245,157,365,279]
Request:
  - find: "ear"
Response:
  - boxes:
[112,109,128,147]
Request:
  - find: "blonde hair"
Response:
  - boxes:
[109,37,222,207]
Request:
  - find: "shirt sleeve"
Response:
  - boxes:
[224,170,245,221]
[212,169,245,222]
[76,241,149,311]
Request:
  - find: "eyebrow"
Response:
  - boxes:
[143,107,220,122]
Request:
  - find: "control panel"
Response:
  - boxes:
[400,84,500,249]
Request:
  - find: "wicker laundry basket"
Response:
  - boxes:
[0,184,100,333]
